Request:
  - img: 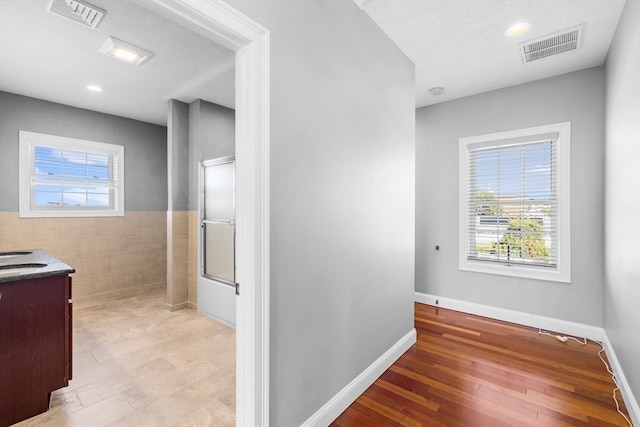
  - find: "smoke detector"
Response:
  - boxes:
[46,0,105,29]
[519,24,585,63]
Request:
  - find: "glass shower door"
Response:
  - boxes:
[199,157,236,325]
[202,158,235,284]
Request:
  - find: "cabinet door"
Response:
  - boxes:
[66,275,73,381]
[0,276,67,426]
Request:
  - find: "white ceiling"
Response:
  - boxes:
[0,1,627,124]
[0,0,235,126]
[354,0,626,108]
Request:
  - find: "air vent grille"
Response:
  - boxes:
[519,24,585,63]
[46,0,105,29]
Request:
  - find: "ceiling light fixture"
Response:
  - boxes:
[86,84,103,92]
[505,22,532,37]
[99,36,154,66]
[429,87,445,96]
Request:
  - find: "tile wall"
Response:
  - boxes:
[167,211,188,311]
[0,211,166,303]
[188,210,198,308]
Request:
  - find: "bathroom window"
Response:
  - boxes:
[19,131,124,217]
[458,122,571,283]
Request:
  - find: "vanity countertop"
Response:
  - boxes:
[0,249,75,283]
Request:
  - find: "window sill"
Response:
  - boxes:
[459,259,571,283]
[19,209,124,218]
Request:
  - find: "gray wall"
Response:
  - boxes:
[0,91,167,211]
[416,67,605,326]
[228,1,415,425]
[604,0,640,413]
[168,99,189,211]
[188,99,235,211]
[168,98,234,211]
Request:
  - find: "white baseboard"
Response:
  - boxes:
[301,328,417,427]
[601,333,640,426]
[415,291,639,426]
[414,291,604,341]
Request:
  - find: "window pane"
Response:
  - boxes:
[524,142,552,200]
[35,185,110,208]
[204,161,235,221]
[468,140,556,268]
[34,146,61,162]
[34,146,111,185]
[34,184,63,207]
[204,222,235,283]
[86,152,109,167]
[87,164,109,180]
[63,190,87,206]
[84,187,109,207]
[62,187,110,207]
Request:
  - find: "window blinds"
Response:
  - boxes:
[31,145,116,208]
[466,134,558,268]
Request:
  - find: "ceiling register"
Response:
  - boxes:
[519,24,586,63]
[46,0,105,29]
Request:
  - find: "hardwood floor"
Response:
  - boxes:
[14,288,235,427]
[332,303,633,427]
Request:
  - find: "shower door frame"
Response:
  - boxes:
[201,156,236,286]
[198,156,237,326]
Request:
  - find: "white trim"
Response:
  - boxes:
[234,23,271,427]
[415,291,639,426]
[136,1,270,425]
[458,121,571,283]
[414,291,603,341]
[301,329,417,427]
[601,333,640,427]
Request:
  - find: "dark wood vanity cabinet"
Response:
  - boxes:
[0,275,72,427]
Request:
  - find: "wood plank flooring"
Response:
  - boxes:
[332,303,633,427]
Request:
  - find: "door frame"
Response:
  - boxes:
[135,1,270,425]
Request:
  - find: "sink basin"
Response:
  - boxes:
[0,263,47,270]
[0,263,47,275]
[0,251,33,259]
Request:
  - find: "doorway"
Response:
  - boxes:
[139,1,270,424]
[199,157,237,326]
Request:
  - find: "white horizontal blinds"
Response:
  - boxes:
[31,145,116,208]
[467,134,558,268]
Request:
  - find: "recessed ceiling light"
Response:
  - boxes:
[505,22,532,37]
[99,36,154,66]
[429,87,445,96]
[86,84,103,92]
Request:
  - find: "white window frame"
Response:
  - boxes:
[19,131,125,218]
[458,122,571,283]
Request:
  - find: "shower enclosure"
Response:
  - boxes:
[198,156,236,326]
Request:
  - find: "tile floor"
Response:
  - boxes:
[15,288,236,427]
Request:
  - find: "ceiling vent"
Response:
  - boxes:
[519,24,585,63]
[46,0,105,29]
